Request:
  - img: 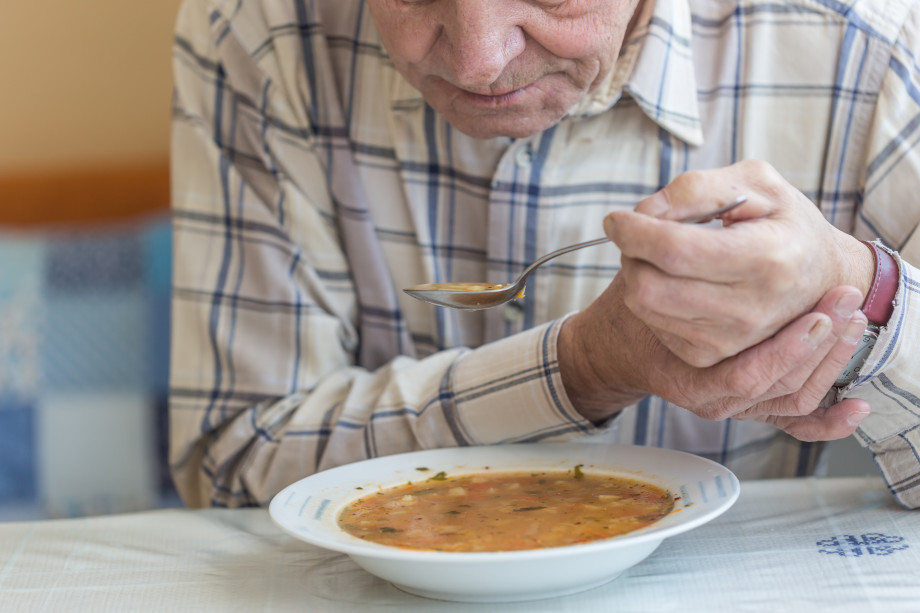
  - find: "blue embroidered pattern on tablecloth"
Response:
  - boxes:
[817,533,909,557]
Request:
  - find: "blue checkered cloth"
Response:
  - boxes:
[0,215,175,518]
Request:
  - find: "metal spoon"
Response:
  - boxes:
[404,196,748,310]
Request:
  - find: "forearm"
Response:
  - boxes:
[169,318,600,508]
[168,348,466,508]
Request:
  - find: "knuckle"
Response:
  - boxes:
[786,424,820,442]
[724,368,771,401]
[661,330,722,368]
[671,169,710,196]
[738,158,779,182]
[790,394,816,416]
[681,346,720,369]
[708,399,743,421]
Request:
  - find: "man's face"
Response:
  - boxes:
[365,0,642,139]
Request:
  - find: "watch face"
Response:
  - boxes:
[834,329,879,388]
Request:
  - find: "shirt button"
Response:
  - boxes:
[514,145,534,168]
[502,301,524,323]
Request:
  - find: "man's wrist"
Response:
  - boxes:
[834,241,898,387]
[557,306,647,423]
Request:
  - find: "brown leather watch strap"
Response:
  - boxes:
[860,241,898,326]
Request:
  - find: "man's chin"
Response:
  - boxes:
[442,110,566,140]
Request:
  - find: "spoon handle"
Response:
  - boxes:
[514,196,747,284]
[516,237,610,282]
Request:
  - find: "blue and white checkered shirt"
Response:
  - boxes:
[169,0,920,508]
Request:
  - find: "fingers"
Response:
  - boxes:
[605,161,818,283]
[605,211,753,281]
[604,165,764,277]
[777,313,866,407]
[723,312,835,400]
[690,286,864,418]
[636,281,876,444]
[618,254,785,365]
[675,311,835,420]
[619,254,760,319]
[719,286,872,443]
[762,397,871,442]
[632,163,777,222]
[729,313,865,426]
[764,288,866,400]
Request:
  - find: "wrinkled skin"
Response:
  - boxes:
[608,161,874,369]
[559,161,875,440]
[365,0,642,138]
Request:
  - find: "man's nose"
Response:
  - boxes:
[440,2,526,89]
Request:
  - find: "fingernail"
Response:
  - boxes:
[603,215,615,236]
[847,410,870,427]
[834,291,863,318]
[842,316,867,345]
[804,318,830,349]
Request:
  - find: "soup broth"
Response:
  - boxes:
[419,282,508,291]
[337,468,674,552]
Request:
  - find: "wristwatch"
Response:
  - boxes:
[834,241,898,387]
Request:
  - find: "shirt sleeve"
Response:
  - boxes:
[168,0,595,508]
[839,2,920,509]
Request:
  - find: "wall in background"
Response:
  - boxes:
[0,0,183,173]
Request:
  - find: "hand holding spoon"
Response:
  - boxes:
[404,196,747,310]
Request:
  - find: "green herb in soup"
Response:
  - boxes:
[337,469,674,552]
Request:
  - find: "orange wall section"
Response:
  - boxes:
[0,1,184,222]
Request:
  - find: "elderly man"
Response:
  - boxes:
[169,0,920,508]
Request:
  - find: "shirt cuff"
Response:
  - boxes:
[441,318,599,444]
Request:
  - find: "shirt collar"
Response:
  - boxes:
[386,0,703,147]
[569,0,703,147]
[625,0,703,146]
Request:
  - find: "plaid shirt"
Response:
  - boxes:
[170,0,920,508]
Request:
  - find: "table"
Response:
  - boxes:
[0,477,917,612]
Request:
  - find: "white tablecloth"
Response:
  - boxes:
[0,477,917,612]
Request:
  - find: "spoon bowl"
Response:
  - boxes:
[404,196,747,311]
[404,281,528,310]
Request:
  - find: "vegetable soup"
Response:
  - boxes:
[337,466,674,552]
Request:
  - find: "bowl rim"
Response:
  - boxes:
[269,443,740,562]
